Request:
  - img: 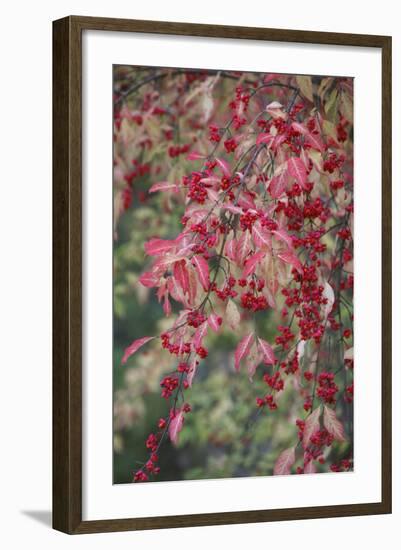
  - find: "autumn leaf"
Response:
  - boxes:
[169,410,184,445]
[121,336,155,365]
[149,181,178,193]
[252,221,271,249]
[234,333,254,372]
[269,169,288,198]
[193,322,208,349]
[225,300,241,330]
[323,405,346,442]
[296,75,314,102]
[191,254,210,291]
[322,281,335,319]
[287,157,308,189]
[258,338,276,365]
[208,313,222,332]
[303,406,321,449]
[273,447,295,475]
[242,251,266,278]
[144,238,176,256]
[278,250,303,274]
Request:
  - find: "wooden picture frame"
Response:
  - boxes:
[53,15,392,534]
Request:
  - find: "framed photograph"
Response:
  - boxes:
[53,16,392,534]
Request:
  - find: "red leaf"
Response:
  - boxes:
[273,447,295,475]
[163,294,171,317]
[236,231,251,266]
[206,188,220,203]
[222,204,243,215]
[193,322,208,349]
[252,221,271,249]
[121,336,155,365]
[305,133,325,153]
[138,271,159,288]
[278,250,303,274]
[149,181,178,193]
[291,121,308,135]
[237,193,256,211]
[208,313,222,332]
[225,238,237,262]
[287,157,308,189]
[256,132,274,146]
[269,170,288,198]
[191,254,210,291]
[303,406,321,449]
[215,157,231,177]
[187,357,198,387]
[323,405,346,441]
[169,410,184,445]
[234,333,254,372]
[144,238,175,256]
[242,251,265,278]
[186,264,198,305]
[187,151,204,161]
[272,228,293,249]
[258,338,276,365]
[173,260,189,295]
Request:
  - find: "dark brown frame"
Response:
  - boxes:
[53,15,392,534]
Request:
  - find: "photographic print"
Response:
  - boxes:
[112,65,354,484]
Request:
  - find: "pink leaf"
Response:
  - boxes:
[173,260,189,295]
[236,231,251,266]
[278,250,303,274]
[138,271,159,288]
[303,406,321,449]
[258,338,276,365]
[206,188,220,203]
[169,410,184,445]
[272,228,293,249]
[187,357,199,387]
[252,221,271,249]
[266,101,286,119]
[186,264,198,305]
[225,300,241,330]
[269,169,288,198]
[215,157,231,177]
[234,333,254,372]
[287,157,308,189]
[273,447,295,476]
[242,251,266,278]
[193,322,208,349]
[187,151,204,161]
[291,121,308,135]
[163,294,171,317]
[225,238,237,262]
[167,276,184,303]
[144,238,175,256]
[121,336,155,365]
[305,133,325,153]
[149,181,178,193]
[237,192,256,211]
[222,204,243,215]
[191,255,210,291]
[304,459,317,474]
[323,405,346,442]
[208,313,222,332]
[256,132,274,146]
